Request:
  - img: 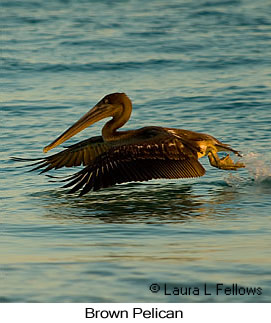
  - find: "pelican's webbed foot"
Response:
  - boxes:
[208,152,245,171]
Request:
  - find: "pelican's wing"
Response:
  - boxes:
[62,136,206,195]
[11,136,110,173]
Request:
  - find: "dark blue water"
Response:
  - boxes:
[1,0,271,302]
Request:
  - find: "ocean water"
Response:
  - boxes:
[1,0,271,303]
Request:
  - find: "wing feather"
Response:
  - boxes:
[12,129,206,194]
[11,136,110,172]
[62,137,205,195]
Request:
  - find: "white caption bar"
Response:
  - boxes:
[0,303,269,323]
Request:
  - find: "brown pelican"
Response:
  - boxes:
[13,93,245,195]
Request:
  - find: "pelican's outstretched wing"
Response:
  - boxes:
[11,136,110,173]
[61,137,206,195]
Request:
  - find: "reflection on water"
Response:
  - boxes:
[32,180,242,224]
[3,176,270,303]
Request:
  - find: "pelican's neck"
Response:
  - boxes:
[102,96,132,141]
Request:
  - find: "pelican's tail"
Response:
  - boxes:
[215,143,242,157]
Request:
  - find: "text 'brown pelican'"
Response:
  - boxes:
[13,93,245,195]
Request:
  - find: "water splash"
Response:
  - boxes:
[225,152,271,188]
[243,152,271,181]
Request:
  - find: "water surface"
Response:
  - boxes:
[1,0,271,302]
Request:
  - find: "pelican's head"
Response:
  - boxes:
[43,93,131,153]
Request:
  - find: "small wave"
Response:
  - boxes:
[1,58,179,73]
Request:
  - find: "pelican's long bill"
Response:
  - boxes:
[43,102,114,153]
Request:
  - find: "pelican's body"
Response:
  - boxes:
[13,93,244,195]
